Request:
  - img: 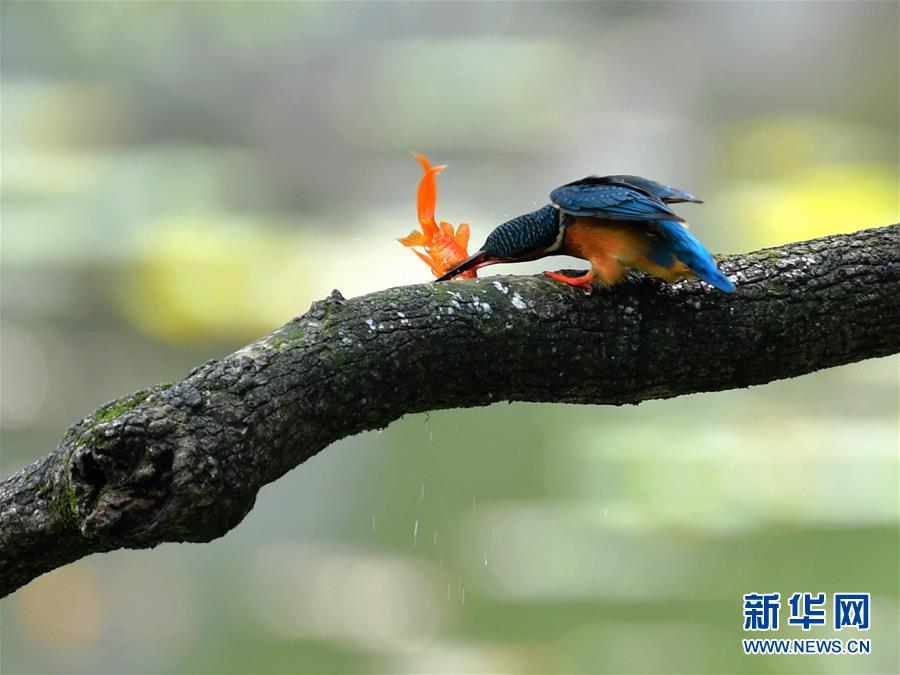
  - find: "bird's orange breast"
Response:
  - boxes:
[563,218,653,261]
[562,217,693,285]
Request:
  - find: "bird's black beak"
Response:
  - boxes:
[434,250,496,282]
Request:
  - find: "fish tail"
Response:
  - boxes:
[397,231,427,247]
[415,155,445,239]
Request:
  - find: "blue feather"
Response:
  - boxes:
[656,220,736,292]
[550,183,680,222]
[648,244,676,268]
[604,175,702,204]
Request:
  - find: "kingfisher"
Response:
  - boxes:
[434,174,735,292]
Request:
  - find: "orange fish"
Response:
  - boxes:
[398,152,476,279]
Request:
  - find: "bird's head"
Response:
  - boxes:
[434,205,562,281]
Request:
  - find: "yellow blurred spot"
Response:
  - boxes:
[5,82,132,151]
[733,164,898,247]
[117,216,312,343]
[722,116,898,247]
[726,117,841,180]
[17,565,101,647]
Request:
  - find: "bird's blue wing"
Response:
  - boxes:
[551,177,734,292]
[602,175,702,204]
[550,180,683,222]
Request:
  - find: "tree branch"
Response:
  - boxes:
[2,225,899,597]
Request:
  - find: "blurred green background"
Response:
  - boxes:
[1,2,898,674]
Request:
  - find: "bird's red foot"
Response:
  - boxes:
[544,270,595,289]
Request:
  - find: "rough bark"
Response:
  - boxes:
[2,225,899,597]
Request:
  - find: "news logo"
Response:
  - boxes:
[741,592,871,656]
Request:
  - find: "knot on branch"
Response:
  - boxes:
[58,382,259,546]
[307,288,347,320]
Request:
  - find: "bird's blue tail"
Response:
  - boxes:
[657,220,735,292]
